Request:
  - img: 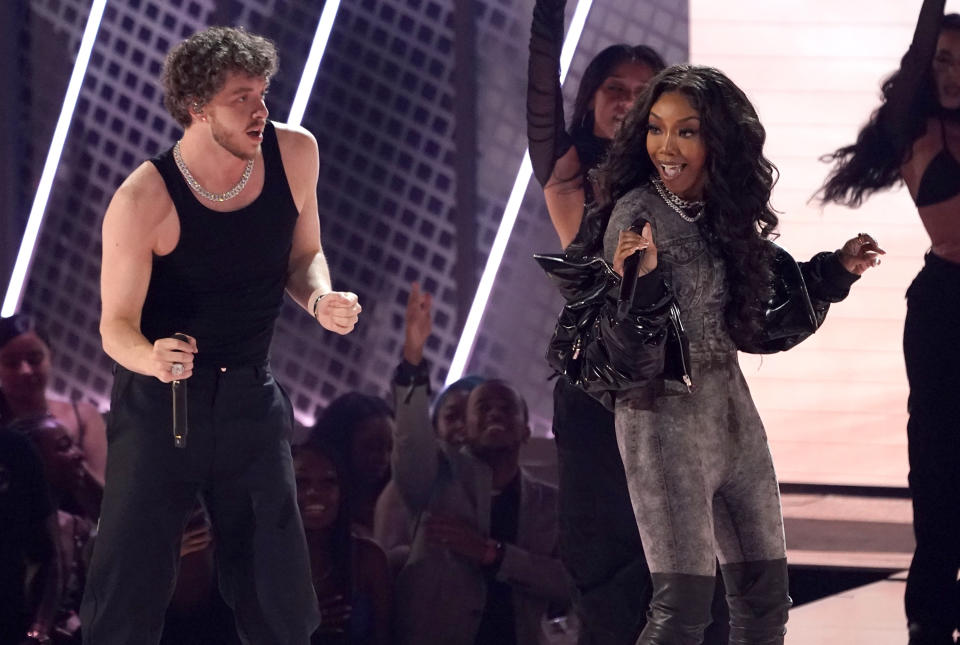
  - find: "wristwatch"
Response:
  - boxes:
[393,358,430,387]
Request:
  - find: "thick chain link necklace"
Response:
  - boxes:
[651,176,705,223]
[173,140,254,203]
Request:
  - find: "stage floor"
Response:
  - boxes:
[788,573,908,644]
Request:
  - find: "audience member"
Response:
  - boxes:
[311,393,394,537]
[294,440,391,645]
[390,287,570,645]
[373,284,484,572]
[14,417,97,645]
[0,315,108,486]
[0,425,59,645]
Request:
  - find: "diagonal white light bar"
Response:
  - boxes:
[2,0,108,317]
[288,0,341,127]
[445,0,594,385]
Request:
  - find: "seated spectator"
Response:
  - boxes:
[159,501,240,645]
[0,425,59,645]
[311,393,394,537]
[15,416,97,644]
[0,314,108,486]
[390,286,569,645]
[374,283,484,572]
[293,440,391,645]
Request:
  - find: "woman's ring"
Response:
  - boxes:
[171,362,184,378]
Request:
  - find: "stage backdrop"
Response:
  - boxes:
[15,1,929,488]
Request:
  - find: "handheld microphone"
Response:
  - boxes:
[617,217,649,320]
[171,332,190,449]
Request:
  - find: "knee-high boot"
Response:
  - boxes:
[720,558,791,645]
[635,573,716,645]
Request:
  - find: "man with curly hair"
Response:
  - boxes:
[79,26,360,645]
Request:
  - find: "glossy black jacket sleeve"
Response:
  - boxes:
[881,0,946,150]
[528,0,575,187]
[734,247,859,355]
[535,253,673,409]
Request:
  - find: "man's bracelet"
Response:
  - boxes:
[311,292,329,320]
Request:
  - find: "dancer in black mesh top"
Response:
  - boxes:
[820,2,960,642]
[81,27,361,645]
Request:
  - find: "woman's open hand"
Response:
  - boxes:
[839,232,885,275]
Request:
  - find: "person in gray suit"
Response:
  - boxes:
[390,285,570,645]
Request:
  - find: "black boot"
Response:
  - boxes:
[720,558,791,645]
[635,572,716,645]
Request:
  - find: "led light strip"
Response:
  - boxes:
[2,0,108,317]
[288,0,341,127]
[445,0,594,385]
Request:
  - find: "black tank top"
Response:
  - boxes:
[141,121,299,367]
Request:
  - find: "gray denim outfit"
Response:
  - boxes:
[603,184,786,576]
[603,185,790,643]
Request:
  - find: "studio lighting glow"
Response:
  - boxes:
[288,0,341,127]
[2,0,108,317]
[445,0,594,385]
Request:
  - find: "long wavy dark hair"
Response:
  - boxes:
[592,64,779,339]
[820,13,960,206]
[569,44,667,139]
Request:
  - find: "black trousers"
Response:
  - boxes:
[80,365,319,645]
[903,253,960,643]
[552,378,728,645]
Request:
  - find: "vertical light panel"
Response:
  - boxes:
[2,0,108,317]
[690,0,931,487]
[445,0,594,385]
[288,0,341,127]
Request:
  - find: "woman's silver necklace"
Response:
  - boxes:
[651,176,705,223]
[173,140,254,203]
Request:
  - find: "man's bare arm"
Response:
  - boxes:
[276,123,360,335]
[100,163,196,379]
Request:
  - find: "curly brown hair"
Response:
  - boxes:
[162,26,279,128]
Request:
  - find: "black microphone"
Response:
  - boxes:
[617,217,649,320]
[171,332,190,449]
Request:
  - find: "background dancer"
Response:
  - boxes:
[820,1,960,642]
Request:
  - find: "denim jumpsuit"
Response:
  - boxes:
[602,183,791,644]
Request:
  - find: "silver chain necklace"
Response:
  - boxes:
[651,177,705,223]
[173,140,254,203]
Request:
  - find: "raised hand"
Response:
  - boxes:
[838,232,885,275]
[403,282,432,365]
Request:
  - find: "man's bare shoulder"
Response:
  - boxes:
[108,161,173,225]
[273,121,318,148]
[273,122,318,164]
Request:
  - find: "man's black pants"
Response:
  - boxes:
[80,365,319,645]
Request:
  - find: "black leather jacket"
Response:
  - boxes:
[535,237,859,410]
